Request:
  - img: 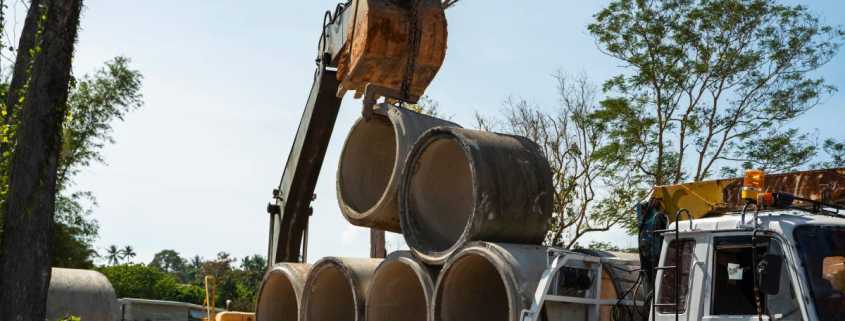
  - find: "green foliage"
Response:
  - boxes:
[59,56,143,185]
[98,264,204,305]
[576,241,639,254]
[721,129,818,175]
[150,249,188,274]
[401,95,445,118]
[0,56,143,266]
[104,251,269,311]
[58,316,81,321]
[105,245,121,266]
[198,252,267,311]
[588,0,844,186]
[816,138,845,169]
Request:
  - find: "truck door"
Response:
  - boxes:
[702,236,804,321]
[653,238,697,321]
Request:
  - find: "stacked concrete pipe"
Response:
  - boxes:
[365,252,438,321]
[337,104,459,232]
[256,263,310,321]
[399,127,554,264]
[301,257,382,321]
[432,243,644,321]
[432,242,547,321]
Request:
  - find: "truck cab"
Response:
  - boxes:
[652,210,845,321]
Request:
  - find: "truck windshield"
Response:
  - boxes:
[794,226,845,321]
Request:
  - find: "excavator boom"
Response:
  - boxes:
[267,0,448,265]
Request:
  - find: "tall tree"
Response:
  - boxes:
[150,249,187,274]
[121,245,136,262]
[0,0,83,319]
[0,56,143,268]
[588,0,844,187]
[105,244,121,266]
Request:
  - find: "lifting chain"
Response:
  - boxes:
[400,0,423,101]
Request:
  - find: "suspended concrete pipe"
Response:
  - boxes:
[256,263,310,321]
[365,252,438,321]
[46,268,118,321]
[399,127,553,264]
[301,257,382,321]
[337,104,460,232]
[432,242,548,321]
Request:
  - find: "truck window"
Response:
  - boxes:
[656,239,695,314]
[710,236,802,320]
[794,226,845,321]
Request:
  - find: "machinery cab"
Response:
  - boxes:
[652,212,845,321]
[644,169,845,321]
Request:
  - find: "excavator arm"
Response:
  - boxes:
[267,0,448,265]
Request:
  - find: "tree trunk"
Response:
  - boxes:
[0,0,83,320]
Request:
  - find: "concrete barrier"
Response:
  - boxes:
[47,268,117,321]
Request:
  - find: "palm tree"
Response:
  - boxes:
[120,245,136,263]
[106,245,121,266]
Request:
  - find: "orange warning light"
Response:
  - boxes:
[742,169,765,201]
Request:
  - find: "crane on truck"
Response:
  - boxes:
[521,168,845,321]
[266,0,449,265]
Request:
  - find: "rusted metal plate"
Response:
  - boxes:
[653,168,845,220]
[336,0,447,100]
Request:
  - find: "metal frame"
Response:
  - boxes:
[520,249,644,321]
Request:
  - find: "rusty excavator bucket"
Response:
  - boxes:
[330,0,448,104]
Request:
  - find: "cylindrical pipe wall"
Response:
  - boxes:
[365,252,438,321]
[256,263,310,321]
[46,268,118,321]
[301,257,382,321]
[432,243,548,321]
[337,104,459,232]
[399,127,553,264]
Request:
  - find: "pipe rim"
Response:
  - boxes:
[256,264,308,321]
[400,127,478,264]
[337,113,401,221]
[301,257,365,321]
[432,244,520,321]
[366,254,436,321]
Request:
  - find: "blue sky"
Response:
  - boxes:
[65,1,845,264]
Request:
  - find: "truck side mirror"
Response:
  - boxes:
[759,254,783,295]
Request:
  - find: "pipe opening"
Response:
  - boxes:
[367,261,428,321]
[407,137,473,253]
[305,265,357,321]
[436,254,509,321]
[339,116,397,214]
[257,272,298,321]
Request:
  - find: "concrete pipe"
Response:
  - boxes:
[301,257,382,321]
[365,252,438,321]
[46,268,118,321]
[256,263,310,321]
[399,127,553,264]
[337,104,460,232]
[432,242,548,321]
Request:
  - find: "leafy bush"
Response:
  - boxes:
[99,264,203,304]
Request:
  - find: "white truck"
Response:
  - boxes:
[523,169,845,321]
